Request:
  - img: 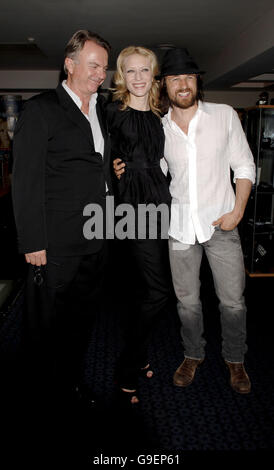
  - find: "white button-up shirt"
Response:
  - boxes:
[161,101,255,245]
[62,80,104,158]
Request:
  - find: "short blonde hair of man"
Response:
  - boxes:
[112,46,161,116]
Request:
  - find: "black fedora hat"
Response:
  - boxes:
[160,48,205,77]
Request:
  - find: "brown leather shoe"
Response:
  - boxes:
[225,361,251,394]
[173,358,204,387]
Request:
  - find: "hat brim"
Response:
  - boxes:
[156,69,205,80]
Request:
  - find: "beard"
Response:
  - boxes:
[169,88,198,109]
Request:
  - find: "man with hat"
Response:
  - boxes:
[159,48,255,393]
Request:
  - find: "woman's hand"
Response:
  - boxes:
[113,158,125,179]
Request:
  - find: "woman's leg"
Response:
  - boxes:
[116,238,171,393]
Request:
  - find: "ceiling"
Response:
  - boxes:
[0,0,274,91]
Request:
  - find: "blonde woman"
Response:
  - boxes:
[107,46,171,404]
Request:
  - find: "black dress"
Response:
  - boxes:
[107,101,172,390]
[106,101,171,209]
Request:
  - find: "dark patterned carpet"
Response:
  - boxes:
[1,256,274,467]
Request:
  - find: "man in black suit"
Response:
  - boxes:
[12,30,112,401]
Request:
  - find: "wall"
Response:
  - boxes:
[204,90,274,108]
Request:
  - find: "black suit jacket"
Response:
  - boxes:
[12,83,112,256]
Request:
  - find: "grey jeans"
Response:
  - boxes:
[169,227,247,363]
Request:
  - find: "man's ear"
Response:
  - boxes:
[65,57,74,75]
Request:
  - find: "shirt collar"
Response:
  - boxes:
[197,100,210,115]
[62,80,98,111]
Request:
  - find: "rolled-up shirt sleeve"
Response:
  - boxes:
[229,108,256,184]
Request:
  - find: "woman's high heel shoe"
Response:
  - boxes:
[115,363,153,405]
[119,387,139,404]
[139,364,153,379]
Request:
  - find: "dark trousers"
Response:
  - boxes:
[24,242,108,391]
[117,238,172,388]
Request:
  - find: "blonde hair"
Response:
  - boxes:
[112,46,161,116]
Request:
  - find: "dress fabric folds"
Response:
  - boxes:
[106,102,171,209]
